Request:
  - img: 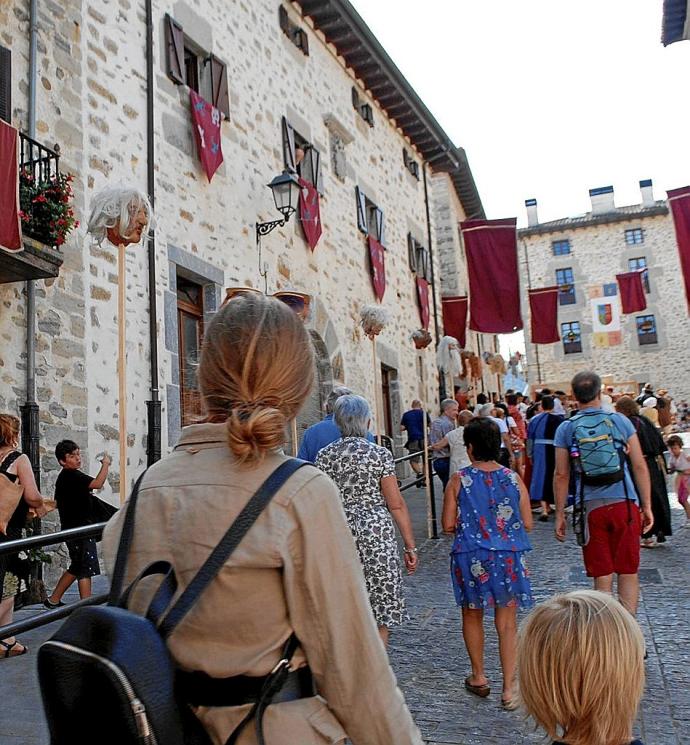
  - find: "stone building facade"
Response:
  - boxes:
[519,180,690,399]
[0,0,491,519]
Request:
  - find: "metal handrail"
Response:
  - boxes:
[0,523,107,557]
[0,593,108,639]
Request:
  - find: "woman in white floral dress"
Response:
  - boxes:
[316,395,418,646]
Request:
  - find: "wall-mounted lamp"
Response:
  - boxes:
[256,169,301,241]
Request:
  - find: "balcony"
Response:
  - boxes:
[0,133,65,285]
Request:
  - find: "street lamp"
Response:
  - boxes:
[256,170,301,240]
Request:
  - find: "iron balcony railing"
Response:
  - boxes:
[20,132,60,183]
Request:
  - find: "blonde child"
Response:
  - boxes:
[667,435,690,527]
[518,590,645,745]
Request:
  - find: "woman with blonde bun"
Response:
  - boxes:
[518,589,645,745]
[103,295,422,745]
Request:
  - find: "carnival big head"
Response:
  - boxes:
[86,186,152,246]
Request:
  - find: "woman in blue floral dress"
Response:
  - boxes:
[442,417,533,709]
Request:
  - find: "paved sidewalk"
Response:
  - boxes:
[0,477,688,744]
[389,481,690,745]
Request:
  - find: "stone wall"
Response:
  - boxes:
[519,208,690,399]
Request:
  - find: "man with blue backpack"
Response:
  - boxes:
[553,371,653,616]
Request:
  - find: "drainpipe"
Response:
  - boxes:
[20,0,40,487]
[422,163,445,403]
[144,0,161,465]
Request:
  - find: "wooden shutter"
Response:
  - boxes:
[355,186,368,234]
[407,233,417,272]
[374,207,385,246]
[362,103,374,127]
[165,14,185,85]
[351,86,360,111]
[209,54,229,119]
[279,5,290,33]
[309,146,322,193]
[281,116,296,172]
[296,28,309,55]
[0,46,10,123]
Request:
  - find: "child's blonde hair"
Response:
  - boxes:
[518,590,644,745]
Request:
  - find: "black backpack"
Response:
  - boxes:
[38,458,307,745]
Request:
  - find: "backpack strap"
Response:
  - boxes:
[159,458,308,640]
[0,450,22,475]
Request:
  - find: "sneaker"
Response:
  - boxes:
[640,538,656,549]
[44,598,65,609]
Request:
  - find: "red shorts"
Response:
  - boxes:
[582,501,641,578]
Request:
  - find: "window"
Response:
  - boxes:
[355,186,385,244]
[281,116,322,192]
[636,314,658,345]
[279,6,309,55]
[351,87,374,127]
[176,275,204,425]
[408,233,430,279]
[0,45,10,123]
[561,322,582,354]
[556,267,576,305]
[625,228,644,245]
[402,148,419,180]
[628,257,650,293]
[552,239,571,256]
[165,14,230,118]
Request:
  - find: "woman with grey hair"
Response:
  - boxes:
[316,395,418,646]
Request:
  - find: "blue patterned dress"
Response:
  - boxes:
[450,466,533,610]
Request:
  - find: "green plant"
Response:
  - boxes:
[19,170,79,248]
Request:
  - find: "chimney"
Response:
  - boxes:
[640,179,655,207]
[589,185,615,215]
[525,198,539,227]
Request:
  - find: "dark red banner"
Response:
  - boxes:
[298,177,322,250]
[367,235,386,302]
[668,186,690,313]
[190,89,223,182]
[528,287,560,344]
[616,270,647,314]
[416,277,430,330]
[0,120,21,252]
[441,295,468,348]
[461,217,523,333]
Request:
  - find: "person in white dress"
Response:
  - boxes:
[431,410,474,477]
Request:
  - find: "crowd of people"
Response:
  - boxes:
[0,293,679,745]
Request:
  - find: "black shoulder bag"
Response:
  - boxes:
[38,458,308,745]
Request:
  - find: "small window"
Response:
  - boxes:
[552,239,571,256]
[561,321,582,354]
[628,257,650,293]
[279,6,309,55]
[177,274,204,426]
[625,228,644,245]
[355,186,384,244]
[636,314,658,345]
[281,116,322,192]
[351,87,374,127]
[408,233,430,279]
[556,267,576,305]
[165,14,230,118]
[402,149,420,180]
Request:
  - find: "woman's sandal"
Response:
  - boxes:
[0,640,28,659]
[501,697,519,711]
[464,675,490,698]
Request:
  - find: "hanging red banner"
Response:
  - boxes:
[528,286,560,344]
[367,235,386,302]
[441,296,468,348]
[189,89,223,183]
[416,277,430,329]
[668,186,690,314]
[0,120,22,252]
[461,217,523,333]
[298,177,322,251]
[615,270,647,314]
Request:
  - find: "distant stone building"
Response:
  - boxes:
[518,180,690,398]
[0,0,493,513]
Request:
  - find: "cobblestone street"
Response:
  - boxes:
[1,478,689,744]
[390,481,690,745]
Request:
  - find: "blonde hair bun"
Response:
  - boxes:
[226,406,287,463]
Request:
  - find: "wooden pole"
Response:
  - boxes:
[290,419,298,457]
[371,337,382,442]
[118,243,127,504]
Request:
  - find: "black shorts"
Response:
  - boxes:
[67,539,101,580]
[406,439,424,463]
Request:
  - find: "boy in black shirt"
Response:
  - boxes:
[45,440,111,608]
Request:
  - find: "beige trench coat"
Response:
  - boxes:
[102,423,422,745]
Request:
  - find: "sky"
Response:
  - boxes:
[348,0,690,357]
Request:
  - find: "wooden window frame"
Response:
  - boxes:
[177,276,205,426]
[281,116,322,192]
[628,256,650,293]
[561,321,582,354]
[552,239,571,256]
[279,6,309,55]
[402,148,420,180]
[355,186,384,245]
[351,86,374,127]
[556,267,576,305]
[636,314,658,345]
[625,228,644,245]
